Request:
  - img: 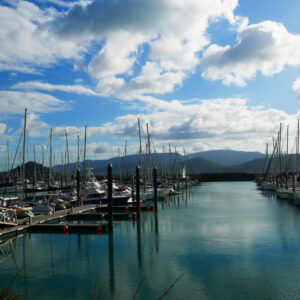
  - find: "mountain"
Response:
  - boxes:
[186,150,264,166]
[54,150,264,175]
[185,157,228,173]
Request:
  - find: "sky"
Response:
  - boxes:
[1,0,300,169]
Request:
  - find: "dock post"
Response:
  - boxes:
[76,169,81,206]
[153,166,158,211]
[136,165,140,218]
[108,163,113,230]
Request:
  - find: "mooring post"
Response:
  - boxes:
[76,169,81,206]
[153,166,158,211]
[108,163,113,230]
[136,165,140,218]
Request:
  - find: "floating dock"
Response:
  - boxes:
[0,204,154,239]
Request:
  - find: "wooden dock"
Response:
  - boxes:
[0,204,100,240]
[0,204,154,239]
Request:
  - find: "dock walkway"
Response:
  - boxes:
[0,204,101,240]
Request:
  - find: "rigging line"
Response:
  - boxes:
[9,128,24,176]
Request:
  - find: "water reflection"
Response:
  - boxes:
[5,182,300,299]
[136,219,142,268]
[0,237,17,264]
[108,232,115,296]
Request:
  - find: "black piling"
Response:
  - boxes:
[136,165,141,218]
[153,166,158,211]
[76,169,81,206]
[107,163,113,230]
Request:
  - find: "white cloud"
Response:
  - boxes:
[25,113,50,138]
[48,0,239,97]
[0,1,89,73]
[46,97,299,154]
[0,91,71,114]
[202,21,300,86]
[12,81,97,96]
[293,78,300,99]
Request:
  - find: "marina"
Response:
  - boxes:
[2,181,300,299]
[1,0,300,298]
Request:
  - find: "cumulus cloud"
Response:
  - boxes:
[202,21,300,86]
[47,97,298,154]
[0,91,71,115]
[25,113,50,138]
[0,1,89,73]
[47,0,239,97]
[12,81,97,96]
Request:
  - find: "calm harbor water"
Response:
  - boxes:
[2,181,300,299]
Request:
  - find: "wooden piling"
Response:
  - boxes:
[136,165,141,217]
[153,166,158,211]
[108,163,113,230]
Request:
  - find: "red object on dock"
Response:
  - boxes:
[147,206,151,211]
[63,225,69,232]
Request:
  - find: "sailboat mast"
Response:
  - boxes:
[65,129,70,185]
[42,145,45,184]
[77,135,80,171]
[22,108,27,197]
[124,140,128,179]
[297,119,300,181]
[286,125,289,189]
[83,126,87,180]
[118,147,122,183]
[33,145,36,191]
[146,123,151,179]
[49,128,53,187]
[7,140,10,183]
[138,118,142,166]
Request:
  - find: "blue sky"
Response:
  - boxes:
[1,0,300,169]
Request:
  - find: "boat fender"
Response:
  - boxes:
[63,225,69,233]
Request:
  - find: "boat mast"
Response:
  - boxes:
[42,145,45,184]
[279,123,282,185]
[297,119,300,187]
[168,143,172,182]
[7,140,10,183]
[49,128,53,187]
[65,129,70,185]
[286,125,289,190]
[61,152,64,187]
[124,140,128,179]
[22,108,27,198]
[33,145,36,191]
[138,118,142,166]
[77,135,80,171]
[118,147,122,183]
[146,123,151,179]
[83,126,87,180]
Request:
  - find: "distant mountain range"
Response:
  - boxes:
[186,150,264,166]
[53,149,266,175]
[0,150,269,182]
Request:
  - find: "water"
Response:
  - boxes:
[2,182,300,299]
